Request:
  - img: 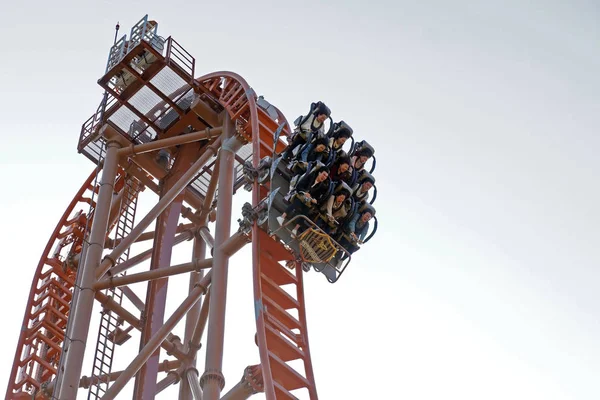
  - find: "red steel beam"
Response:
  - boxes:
[133,141,202,399]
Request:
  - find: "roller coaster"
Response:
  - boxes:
[6,15,378,400]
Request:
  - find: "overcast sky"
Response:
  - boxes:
[0,1,598,399]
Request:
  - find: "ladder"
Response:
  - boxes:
[87,174,140,399]
[254,229,319,400]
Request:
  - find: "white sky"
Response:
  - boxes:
[0,1,599,399]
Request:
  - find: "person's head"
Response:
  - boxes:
[313,136,329,153]
[356,147,373,160]
[334,136,348,147]
[338,161,350,174]
[334,183,352,203]
[361,211,373,223]
[314,102,331,123]
[361,180,373,191]
[358,203,376,223]
[335,155,351,174]
[358,172,375,191]
[316,113,328,123]
[354,155,368,168]
[354,142,375,165]
[316,169,329,183]
[334,127,351,143]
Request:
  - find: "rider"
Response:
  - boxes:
[334,203,376,266]
[281,102,331,161]
[299,135,331,164]
[276,163,331,236]
[317,182,353,235]
[352,170,375,204]
[350,141,374,173]
[329,122,352,162]
[328,154,353,185]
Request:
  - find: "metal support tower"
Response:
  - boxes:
[5,16,371,400]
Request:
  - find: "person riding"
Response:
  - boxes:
[281,102,331,161]
[352,170,375,204]
[350,141,375,173]
[299,135,331,164]
[333,203,376,267]
[287,135,331,192]
[328,154,353,185]
[316,182,353,235]
[276,163,332,236]
[328,122,353,162]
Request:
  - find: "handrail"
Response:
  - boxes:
[272,214,352,282]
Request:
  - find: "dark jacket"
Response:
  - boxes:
[295,171,331,206]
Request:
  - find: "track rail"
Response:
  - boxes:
[196,71,319,399]
[7,170,97,398]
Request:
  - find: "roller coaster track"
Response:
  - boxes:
[7,63,320,399]
[6,167,136,398]
[197,72,319,399]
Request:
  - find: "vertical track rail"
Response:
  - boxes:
[198,71,319,399]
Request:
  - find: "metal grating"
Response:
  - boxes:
[149,67,189,100]
[188,157,218,200]
[128,85,164,116]
[235,142,253,182]
[109,106,145,137]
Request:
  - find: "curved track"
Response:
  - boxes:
[6,167,134,398]
[8,68,320,399]
[196,72,319,399]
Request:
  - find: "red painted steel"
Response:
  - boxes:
[196,71,319,398]
[5,169,129,398]
[133,142,202,398]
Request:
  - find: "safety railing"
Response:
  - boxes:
[105,35,128,73]
[165,37,195,81]
[77,93,117,163]
[128,15,162,53]
[272,214,352,283]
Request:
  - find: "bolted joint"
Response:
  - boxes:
[242,364,264,394]
[242,160,257,191]
[200,369,226,390]
[237,202,258,235]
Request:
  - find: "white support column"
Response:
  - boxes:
[55,140,121,399]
